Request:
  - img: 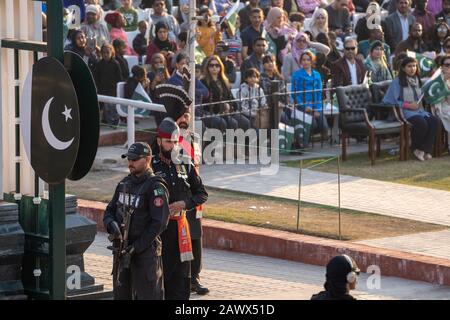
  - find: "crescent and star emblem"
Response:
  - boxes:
[42,97,75,151]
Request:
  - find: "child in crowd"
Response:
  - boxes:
[112,38,130,79]
[289,12,305,32]
[117,0,139,32]
[239,68,267,125]
[104,11,134,55]
[133,20,149,59]
[93,44,124,126]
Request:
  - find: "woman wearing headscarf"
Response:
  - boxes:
[281,32,330,81]
[296,0,327,18]
[264,7,289,66]
[364,40,393,83]
[145,21,178,73]
[104,11,134,55]
[308,8,329,40]
[64,29,99,70]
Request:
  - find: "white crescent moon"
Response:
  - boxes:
[428,82,440,97]
[420,58,431,72]
[42,97,74,151]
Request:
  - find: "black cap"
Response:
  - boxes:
[121,142,152,160]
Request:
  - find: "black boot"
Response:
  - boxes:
[191,278,209,295]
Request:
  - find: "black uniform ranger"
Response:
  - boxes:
[151,80,210,295]
[103,142,170,300]
[153,117,208,299]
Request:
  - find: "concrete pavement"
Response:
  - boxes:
[85,232,450,300]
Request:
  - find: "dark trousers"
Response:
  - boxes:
[408,114,438,154]
[164,271,191,300]
[191,238,203,281]
[113,255,164,300]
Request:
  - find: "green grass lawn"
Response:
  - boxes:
[284,150,450,192]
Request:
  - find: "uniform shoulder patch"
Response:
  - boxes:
[154,186,165,197]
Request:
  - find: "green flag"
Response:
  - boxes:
[130,83,151,117]
[422,69,450,105]
[406,50,436,77]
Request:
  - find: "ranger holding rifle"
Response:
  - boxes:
[103,142,170,300]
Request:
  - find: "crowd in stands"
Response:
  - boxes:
[53,0,450,160]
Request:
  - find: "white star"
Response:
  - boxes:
[62,105,72,122]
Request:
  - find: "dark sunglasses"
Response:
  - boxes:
[345,47,356,51]
[209,63,220,68]
[443,63,450,68]
[445,45,450,49]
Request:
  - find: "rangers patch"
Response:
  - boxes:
[154,187,165,197]
[154,197,164,207]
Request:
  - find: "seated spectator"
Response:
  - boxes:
[364,40,393,82]
[241,8,265,59]
[117,0,139,32]
[296,0,326,18]
[383,56,438,161]
[292,51,328,141]
[239,68,267,125]
[412,0,435,45]
[289,12,306,32]
[168,53,210,104]
[357,25,391,59]
[81,4,110,48]
[133,20,149,58]
[315,52,332,85]
[282,32,330,81]
[112,38,130,79]
[383,0,416,53]
[308,8,329,40]
[85,0,105,21]
[64,29,98,70]
[311,255,360,300]
[260,54,286,95]
[325,0,352,38]
[395,23,431,56]
[264,6,289,65]
[221,19,243,67]
[145,21,177,73]
[315,32,341,68]
[238,0,261,32]
[104,11,134,55]
[241,37,268,77]
[147,53,171,125]
[354,0,380,43]
[201,56,250,131]
[172,32,188,69]
[197,6,222,57]
[140,0,173,15]
[433,54,450,151]
[94,44,124,125]
[215,42,237,84]
[331,37,366,87]
[436,0,450,28]
[124,65,150,99]
[149,0,180,42]
[432,21,450,55]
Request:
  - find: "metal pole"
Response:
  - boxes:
[188,0,196,131]
[127,105,135,147]
[47,0,66,300]
[296,159,302,231]
[337,155,342,240]
[0,45,3,201]
[14,49,21,201]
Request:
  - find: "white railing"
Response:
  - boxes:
[97,94,166,147]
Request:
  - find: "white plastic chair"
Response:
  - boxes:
[232,71,241,89]
[124,55,139,75]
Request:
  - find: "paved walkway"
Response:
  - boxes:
[200,164,450,226]
[85,232,450,300]
[356,230,450,260]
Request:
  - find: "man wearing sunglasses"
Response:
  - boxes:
[331,38,367,87]
[103,141,171,299]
